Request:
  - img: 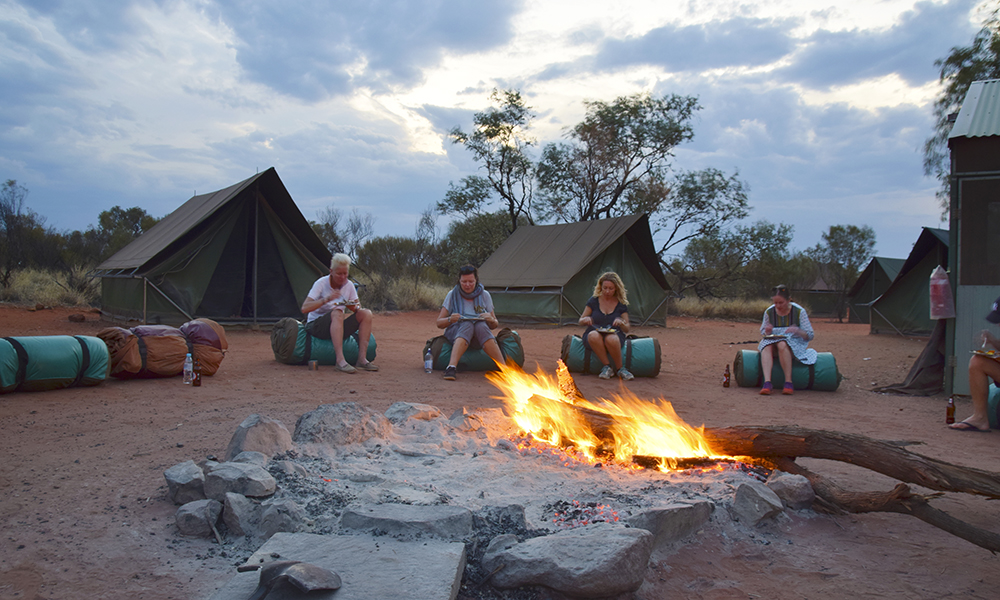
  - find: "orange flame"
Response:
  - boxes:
[487,361,725,470]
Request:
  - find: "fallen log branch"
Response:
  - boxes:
[774,457,1000,553]
[703,425,1000,499]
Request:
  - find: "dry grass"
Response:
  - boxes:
[668,297,774,321]
[0,268,100,307]
[356,273,449,312]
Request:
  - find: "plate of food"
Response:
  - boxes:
[971,349,999,357]
[459,315,485,322]
[762,334,786,340]
[595,327,617,334]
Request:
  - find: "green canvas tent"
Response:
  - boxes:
[869,228,948,336]
[477,215,670,325]
[846,256,905,324]
[93,168,331,325]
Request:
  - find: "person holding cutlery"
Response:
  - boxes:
[301,253,378,373]
[436,264,504,380]
[578,272,633,381]
[758,284,815,395]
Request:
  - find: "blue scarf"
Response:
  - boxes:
[449,283,484,316]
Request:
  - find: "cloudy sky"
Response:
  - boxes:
[0,0,988,260]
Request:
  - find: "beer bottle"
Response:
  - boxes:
[723,364,731,388]
[192,357,202,387]
[946,397,955,424]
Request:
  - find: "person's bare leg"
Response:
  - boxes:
[449,338,469,368]
[951,355,1000,430]
[604,335,624,370]
[328,311,348,367]
[777,342,794,387]
[355,309,374,366]
[760,344,775,385]
[586,331,610,367]
[483,338,505,366]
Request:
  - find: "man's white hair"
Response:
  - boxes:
[330,253,352,269]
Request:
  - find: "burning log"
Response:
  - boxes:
[497,364,1000,551]
[703,425,1000,499]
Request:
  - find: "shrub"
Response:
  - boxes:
[354,272,450,312]
[0,268,100,307]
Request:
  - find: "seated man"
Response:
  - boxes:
[300,253,378,373]
[950,296,1000,432]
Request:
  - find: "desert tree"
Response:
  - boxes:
[535,92,700,222]
[923,3,1000,216]
[0,179,30,286]
[446,89,536,233]
[807,224,876,321]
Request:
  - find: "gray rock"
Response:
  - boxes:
[766,471,815,510]
[448,407,482,432]
[340,504,473,540]
[732,481,784,525]
[272,459,313,478]
[473,505,528,533]
[384,401,442,424]
[260,498,308,539]
[496,439,517,452]
[231,450,268,467]
[224,414,293,461]
[208,532,466,600]
[175,499,222,537]
[482,523,652,598]
[204,462,276,501]
[627,501,714,552]
[223,492,259,538]
[163,460,206,505]
[293,402,391,447]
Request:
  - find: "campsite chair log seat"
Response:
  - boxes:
[560,334,661,377]
[422,329,524,372]
[270,317,376,366]
[733,349,842,391]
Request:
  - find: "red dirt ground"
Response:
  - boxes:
[1,305,998,599]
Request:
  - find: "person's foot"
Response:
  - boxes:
[782,382,794,395]
[443,365,457,380]
[759,382,772,395]
[356,361,379,371]
[949,420,991,432]
[335,363,357,374]
[618,367,634,381]
[598,365,614,380]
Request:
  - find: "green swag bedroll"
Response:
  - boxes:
[733,349,842,391]
[270,317,376,365]
[560,334,661,377]
[422,328,525,371]
[1,335,110,393]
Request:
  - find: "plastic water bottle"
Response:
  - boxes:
[183,352,193,384]
[424,349,433,373]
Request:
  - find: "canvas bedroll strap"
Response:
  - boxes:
[3,337,28,392]
[71,336,92,388]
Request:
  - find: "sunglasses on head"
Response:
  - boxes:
[459,266,476,275]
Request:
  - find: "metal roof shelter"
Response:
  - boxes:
[846,256,905,324]
[477,214,670,325]
[945,79,1000,394]
[93,168,330,325]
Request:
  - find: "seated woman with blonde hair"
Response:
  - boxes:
[578,272,633,381]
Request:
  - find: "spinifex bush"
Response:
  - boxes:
[0,268,100,307]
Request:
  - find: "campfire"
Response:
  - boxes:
[487,361,728,471]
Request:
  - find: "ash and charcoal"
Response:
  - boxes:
[163,401,817,600]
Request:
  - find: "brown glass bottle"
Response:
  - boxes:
[192,358,202,387]
[946,397,955,424]
[723,364,731,388]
